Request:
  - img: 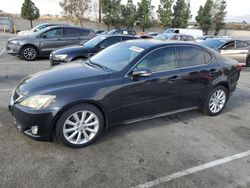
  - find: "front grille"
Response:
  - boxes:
[11,89,24,104]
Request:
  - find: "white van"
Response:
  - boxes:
[164,28,203,39]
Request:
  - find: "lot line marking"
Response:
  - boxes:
[0,88,13,92]
[0,48,5,56]
[134,150,250,188]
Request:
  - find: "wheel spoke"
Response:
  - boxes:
[80,111,86,123]
[64,127,77,134]
[76,131,82,144]
[66,120,77,126]
[68,130,78,140]
[85,121,98,127]
[85,114,94,123]
[73,113,80,123]
[86,127,97,133]
[82,130,89,141]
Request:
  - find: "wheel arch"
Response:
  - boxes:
[51,100,109,139]
[20,44,39,56]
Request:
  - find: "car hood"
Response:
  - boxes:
[53,45,93,55]
[17,30,33,36]
[8,36,31,42]
[17,61,110,96]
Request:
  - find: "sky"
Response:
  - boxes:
[0,0,250,23]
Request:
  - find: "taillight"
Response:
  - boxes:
[236,64,243,72]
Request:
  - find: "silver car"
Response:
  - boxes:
[6,26,96,61]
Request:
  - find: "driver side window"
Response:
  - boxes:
[136,47,177,72]
[42,28,62,38]
[222,41,236,50]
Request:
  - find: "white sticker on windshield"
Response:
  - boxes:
[129,46,144,53]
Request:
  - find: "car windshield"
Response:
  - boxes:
[155,34,169,40]
[164,29,174,33]
[107,29,117,34]
[90,43,144,71]
[31,24,46,32]
[199,39,226,49]
[80,36,107,46]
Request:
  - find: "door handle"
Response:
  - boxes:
[167,75,179,83]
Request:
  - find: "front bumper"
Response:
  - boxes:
[6,43,22,55]
[9,104,60,142]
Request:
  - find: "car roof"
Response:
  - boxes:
[122,39,199,49]
[98,34,138,38]
[44,25,94,31]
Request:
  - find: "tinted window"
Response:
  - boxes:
[80,29,91,36]
[43,28,62,38]
[90,43,143,71]
[81,36,107,46]
[100,37,121,48]
[64,28,82,37]
[222,41,235,50]
[136,47,177,72]
[237,41,248,49]
[178,46,212,67]
[199,39,225,49]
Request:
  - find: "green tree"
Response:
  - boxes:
[195,0,213,34]
[212,0,227,35]
[172,0,191,28]
[21,0,40,28]
[102,0,122,29]
[157,0,174,28]
[60,0,91,26]
[137,0,153,32]
[121,0,137,28]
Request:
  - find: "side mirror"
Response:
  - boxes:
[131,69,152,77]
[41,34,47,39]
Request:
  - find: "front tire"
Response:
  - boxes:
[21,46,38,61]
[203,86,228,116]
[56,104,104,148]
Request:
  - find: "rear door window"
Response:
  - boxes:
[177,46,212,68]
[43,28,63,38]
[100,37,122,48]
[63,28,83,37]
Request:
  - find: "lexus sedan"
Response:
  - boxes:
[6,26,96,61]
[50,35,138,66]
[9,40,242,148]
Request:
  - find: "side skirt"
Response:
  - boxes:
[121,106,199,125]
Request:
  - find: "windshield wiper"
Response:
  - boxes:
[87,58,109,72]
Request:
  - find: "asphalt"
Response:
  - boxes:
[0,33,250,188]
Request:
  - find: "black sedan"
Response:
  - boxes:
[9,40,242,148]
[49,35,138,66]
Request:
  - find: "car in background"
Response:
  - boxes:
[95,29,106,35]
[138,32,161,39]
[50,35,139,66]
[245,49,250,66]
[199,38,250,64]
[9,40,242,147]
[196,35,216,42]
[155,33,195,42]
[6,26,96,61]
[164,28,203,39]
[107,28,136,36]
[146,32,160,37]
[17,23,69,36]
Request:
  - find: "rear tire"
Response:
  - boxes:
[21,46,38,61]
[203,86,228,116]
[56,104,104,148]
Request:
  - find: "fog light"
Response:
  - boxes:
[31,126,38,135]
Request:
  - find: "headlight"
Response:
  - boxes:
[20,95,56,109]
[10,40,20,45]
[54,54,68,61]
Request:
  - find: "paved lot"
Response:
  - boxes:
[0,33,250,188]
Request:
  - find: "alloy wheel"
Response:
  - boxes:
[209,89,226,114]
[23,47,37,60]
[63,110,99,145]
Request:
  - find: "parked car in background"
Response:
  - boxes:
[6,26,96,61]
[146,32,160,37]
[50,35,138,66]
[155,33,195,42]
[107,28,136,36]
[199,38,250,64]
[164,28,203,39]
[9,40,242,148]
[17,23,69,36]
[196,35,216,42]
[95,29,106,35]
[246,49,250,66]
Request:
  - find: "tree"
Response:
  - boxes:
[137,0,153,32]
[212,0,227,35]
[157,0,174,28]
[121,0,137,28]
[60,0,91,26]
[21,0,40,28]
[195,0,213,35]
[172,0,191,28]
[102,0,122,29]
